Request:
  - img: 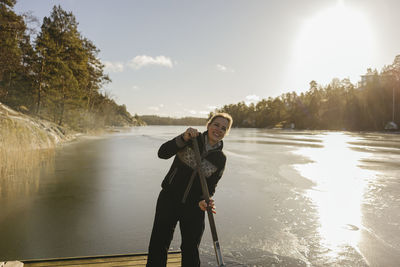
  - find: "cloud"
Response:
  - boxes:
[183,108,197,115]
[216,64,234,73]
[103,61,124,73]
[132,85,140,91]
[104,55,174,73]
[148,104,164,111]
[128,55,174,69]
[245,94,260,105]
[148,106,160,111]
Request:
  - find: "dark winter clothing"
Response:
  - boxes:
[146,131,226,267]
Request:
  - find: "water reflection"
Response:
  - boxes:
[293,132,375,260]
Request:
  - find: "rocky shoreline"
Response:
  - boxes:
[0,102,77,150]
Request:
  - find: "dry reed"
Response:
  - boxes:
[0,116,56,198]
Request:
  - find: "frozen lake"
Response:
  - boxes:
[1,126,400,266]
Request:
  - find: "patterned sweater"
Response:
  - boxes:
[158,131,226,205]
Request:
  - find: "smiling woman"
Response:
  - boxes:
[289,1,375,90]
[146,113,232,267]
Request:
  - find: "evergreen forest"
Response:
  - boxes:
[0,1,142,130]
[140,115,207,126]
[215,58,400,131]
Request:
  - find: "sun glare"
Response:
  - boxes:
[293,133,376,259]
[289,1,375,91]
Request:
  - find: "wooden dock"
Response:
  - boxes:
[22,252,181,267]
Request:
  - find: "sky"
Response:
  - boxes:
[14,0,400,118]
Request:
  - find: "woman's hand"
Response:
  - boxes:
[183,127,199,141]
[199,199,216,214]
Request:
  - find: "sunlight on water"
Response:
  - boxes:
[293,132,376,259]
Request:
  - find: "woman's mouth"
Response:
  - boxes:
[212,132,220,138]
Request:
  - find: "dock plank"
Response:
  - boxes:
[23,252,181,267]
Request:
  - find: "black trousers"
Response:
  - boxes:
[146,189,205,267]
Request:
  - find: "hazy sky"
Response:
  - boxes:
[15,0,400,117]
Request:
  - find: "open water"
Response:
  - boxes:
[1,126,400,266]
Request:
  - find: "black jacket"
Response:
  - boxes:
[158,131,226,205]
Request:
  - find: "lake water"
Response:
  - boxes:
[1,126,400,266]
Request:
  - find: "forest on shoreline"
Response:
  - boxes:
[140,115,207,126]
[215,57,400,131]
[1,1,144,131]
[155,56,400,131]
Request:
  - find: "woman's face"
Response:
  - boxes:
[207,117,229,145]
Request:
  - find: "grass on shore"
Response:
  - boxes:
[0,116,56,198]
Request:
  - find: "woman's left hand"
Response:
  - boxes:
[199,199,216,214]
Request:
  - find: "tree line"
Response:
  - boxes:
[141,115,207,126]
[215,55,400,131]
[0,1,143,130]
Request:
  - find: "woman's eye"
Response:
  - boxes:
[213,123,226,132]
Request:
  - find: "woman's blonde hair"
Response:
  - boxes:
[207,113,233,134]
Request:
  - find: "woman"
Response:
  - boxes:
[146,113,233,267]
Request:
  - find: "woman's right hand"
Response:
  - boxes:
[183,127,199,141]
[199,199,216,213]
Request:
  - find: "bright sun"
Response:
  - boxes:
[289,1,375,91]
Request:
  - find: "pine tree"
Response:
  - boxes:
[0,0,34,108]
[81,38,110,111]
[34,5,86,124]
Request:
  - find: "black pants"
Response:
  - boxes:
[146,190,205,267]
